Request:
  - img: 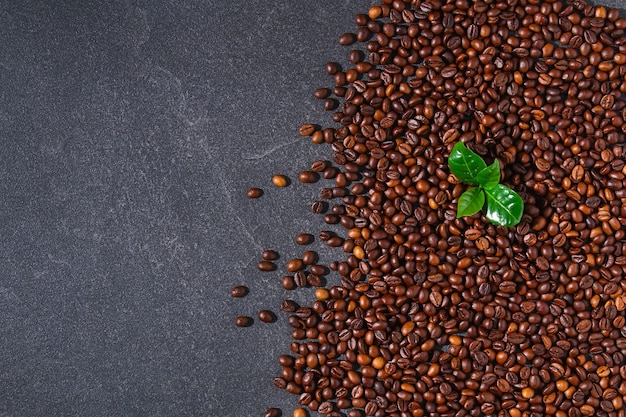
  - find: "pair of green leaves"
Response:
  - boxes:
[448,142,524,227]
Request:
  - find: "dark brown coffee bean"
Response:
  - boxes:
[247,187,263,198]
[295,233,313,245]
[299,123,315,136]
[294,271,307,287]
[262,250,278,261]
[258,310,275,323]
[230,285,248,298]
[235,316,252,327]
[280,300,298,312]
[299,171,318,183]
[264,408,282,417]
[314,88,330,99]
[338,32,356,45]
[258,261,276,272]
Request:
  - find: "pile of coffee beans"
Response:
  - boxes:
[244,0,626,416]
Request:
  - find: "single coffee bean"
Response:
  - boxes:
[280,300,298,312]
[338,32,356,45]
[247,187,263,198]
[294,271,307,287]
[313,88,330,99]
[264,408,282,417]
[259,310,275,323]
[298,171,318,183]
[299,123,315,136]
[272,174,289,187]
[235,316,252,327]
[262,250,278,261]
[302,250,317,265]
[311,201,325,214]
[230,285,248,298]
[295,233,313,245]
[258,261,276,272]
[286,259,304,272]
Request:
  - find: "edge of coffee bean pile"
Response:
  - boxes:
[243,1,626,416]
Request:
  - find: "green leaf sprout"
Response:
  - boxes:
[448,142,524,227]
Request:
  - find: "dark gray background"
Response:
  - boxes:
[0,1,624,417]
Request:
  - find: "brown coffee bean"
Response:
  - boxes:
[299,171,318,183]
[295,233,313,245]
[230,285,248,298]
[271,174,289,187]
[299,123,315,136]
[247,187,263,198]
[262,250,278,261]
[258,261,276,272]
[338,32,356,45]
[313,88,330,99]
[235,316,252,327]
[259,310,275,323]
[264,408,282,417]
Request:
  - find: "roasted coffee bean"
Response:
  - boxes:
[247,187,263,198]
[299,123,315,136]
[338,32,356,45]
[272,174,289,187]
[235,316,252,327]
[299,171,318,183]
[264,408,282,417]
[280,300,298,312]
[262,250,279,261]
[313,88,330,99]
[259,310,275,323]
[258,261,276,272]
[230,285,248,298]
[295,233,313,245]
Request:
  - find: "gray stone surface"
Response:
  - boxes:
[0,1,625,417]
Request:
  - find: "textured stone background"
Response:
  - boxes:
[0,1,624,416]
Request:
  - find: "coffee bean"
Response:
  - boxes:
[247,187,263,198]
[293,408,307,417]
[259,310,275,323]
[264,408,282,417]
[299,171,318,183]
[271,174,289,187]
[338,32,356,45]
[262,250,278,261]
[235,316,252,327]
[299,123,316,136]
[258,261,276,272]
[286,259,304,272]
[230,285,248,298]
[313,88,330,99]
[295,233,313,245]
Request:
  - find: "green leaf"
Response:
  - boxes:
[457,187,485,218]
[476,160,501,190]
[484,184,524,227]
[448,142,487,185]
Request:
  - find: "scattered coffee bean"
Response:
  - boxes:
[298,171,318,183]
[246,187,263,198]
[298,123,315,136]
[338,32,356,45]
[271,174,289,187]
[234,316,252,327]
[258,310,275,323]
[257,261,275,272]
[295,233,313,245]
[262,249,278,261]
[230,285,248,298]
[264,408,281,417]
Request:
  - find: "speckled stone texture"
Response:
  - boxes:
[0,1,625,417]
